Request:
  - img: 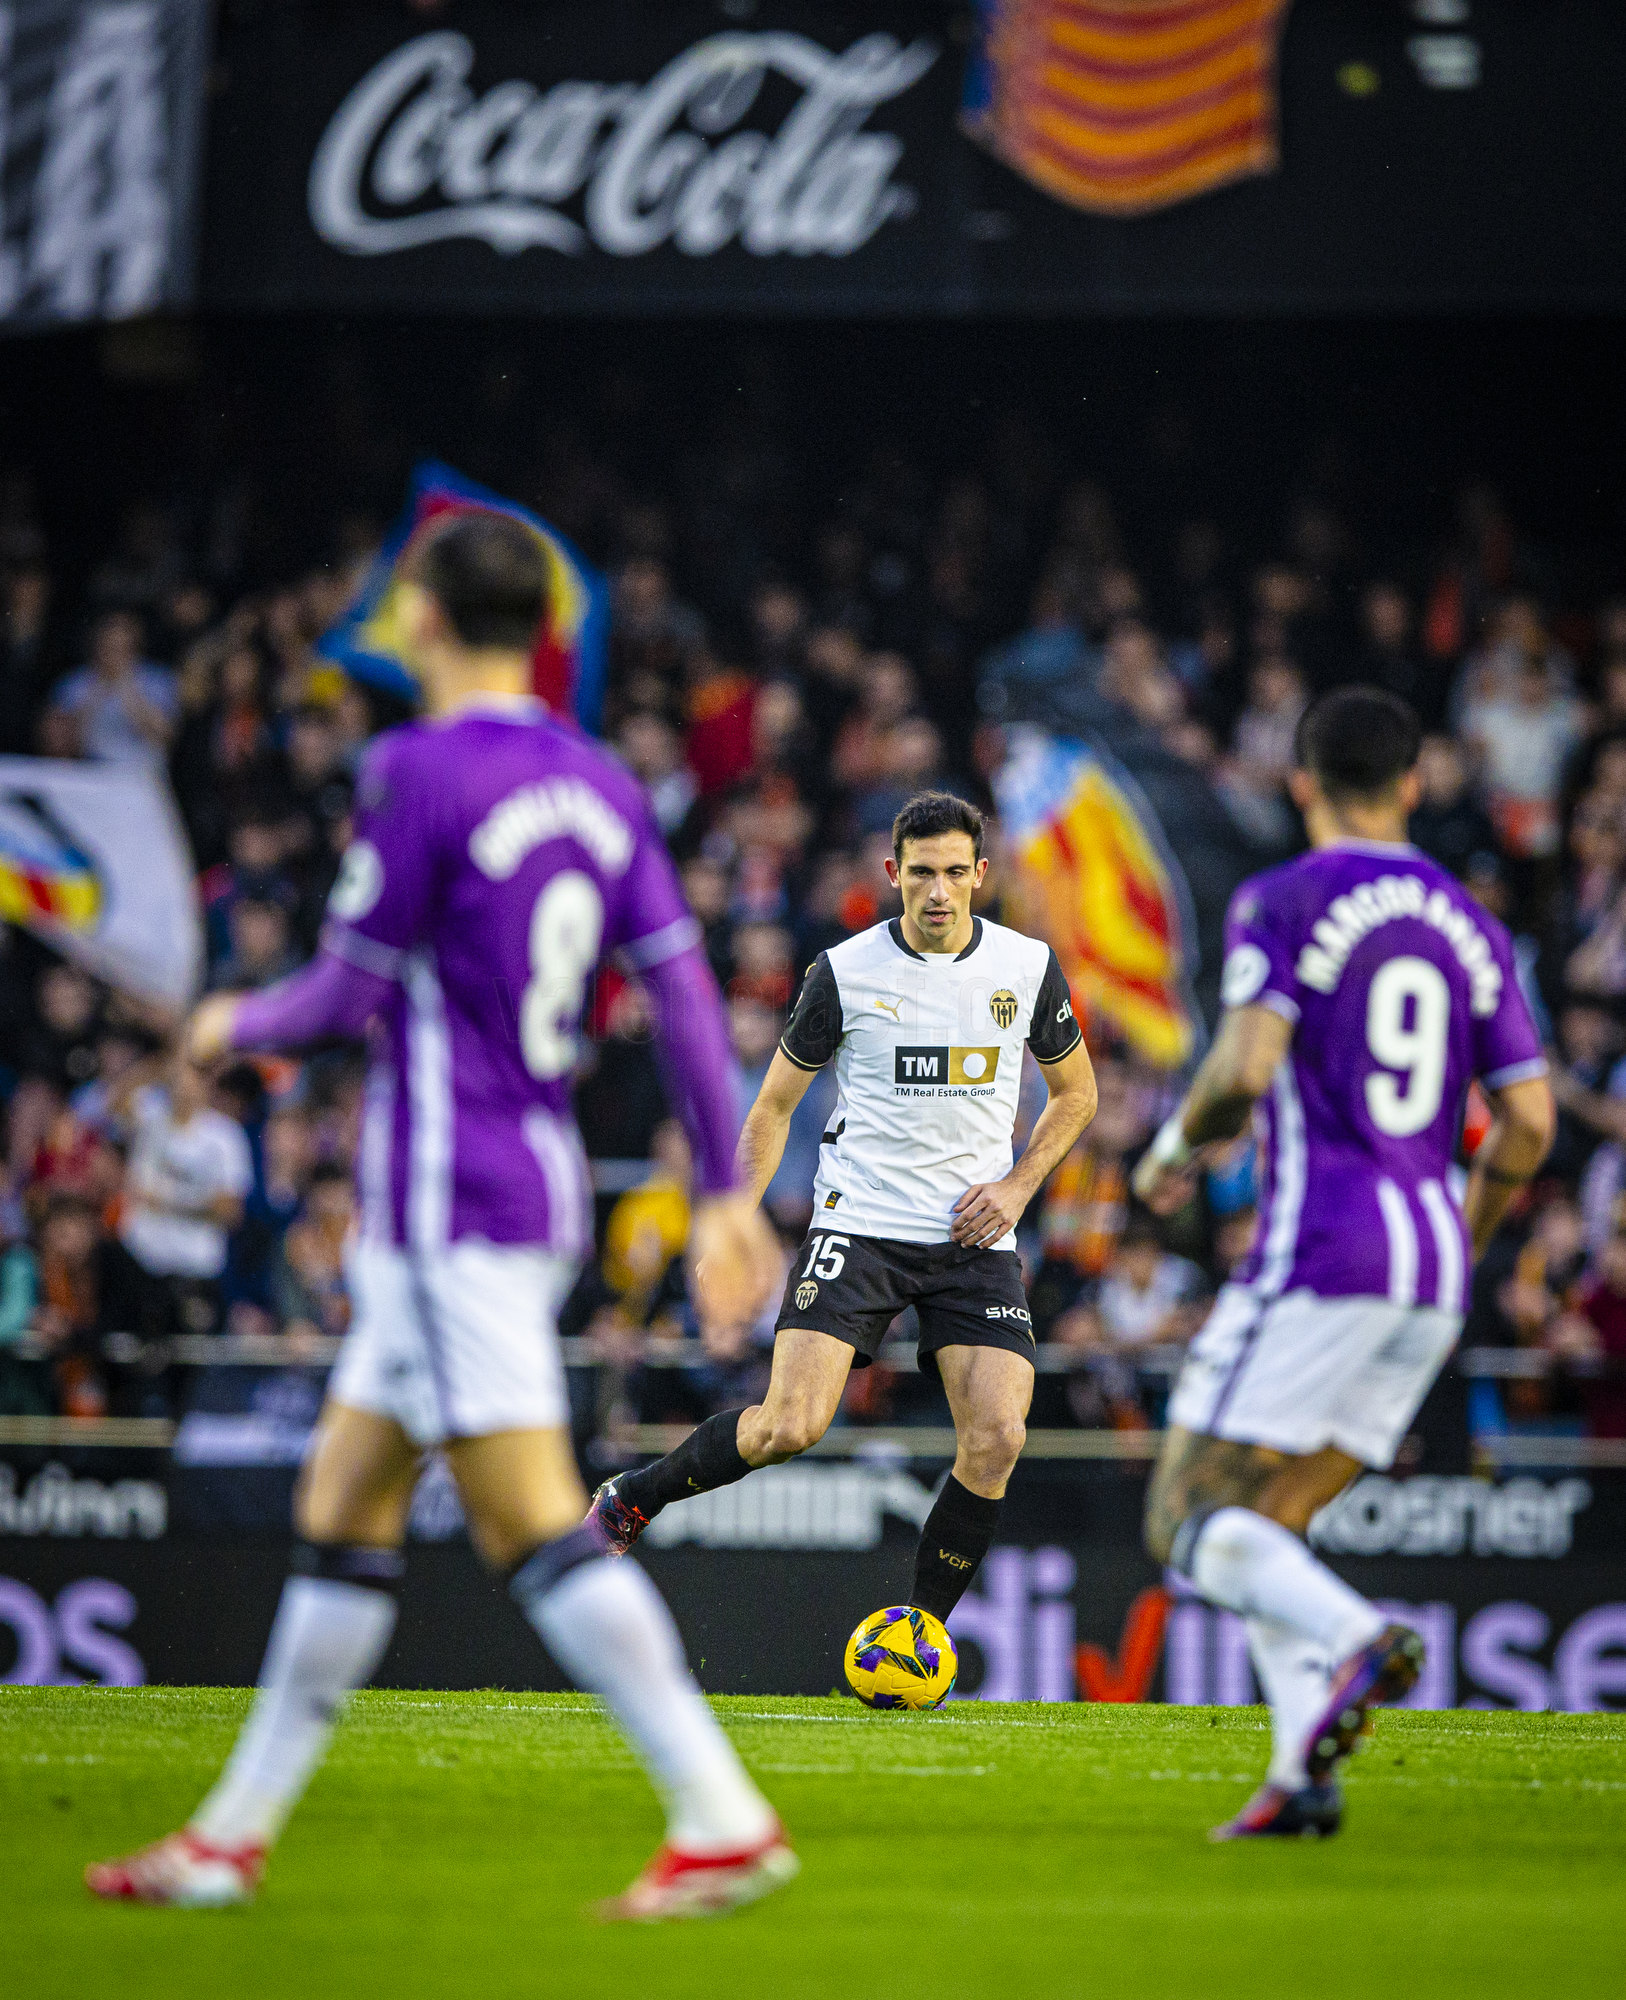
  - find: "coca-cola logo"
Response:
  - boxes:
[308,30,937,262]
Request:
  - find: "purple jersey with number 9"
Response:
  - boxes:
[1220,840,1545,1311]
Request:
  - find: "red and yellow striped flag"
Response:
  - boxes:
[963,0,1293,217]
[994,731,1198,1069]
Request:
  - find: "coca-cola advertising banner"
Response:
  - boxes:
[203,1,960,315]
[0,0,209,328]
[199,0,1626,316]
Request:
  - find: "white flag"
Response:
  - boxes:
[0,756,202,1008]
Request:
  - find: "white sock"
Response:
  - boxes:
[1190,1507,1384,1662]
[516,1550,774,1855]
[1247,1614,1332,1791]
[191,1575,398,1848]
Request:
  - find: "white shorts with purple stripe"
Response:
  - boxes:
[1167,1282,1461,1468]
[332,1239,577,1446]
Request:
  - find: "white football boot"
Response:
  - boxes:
[598,1823,799,1922]
[86,1828,266,1907]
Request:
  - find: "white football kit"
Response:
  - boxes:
[778,915,1082,1248]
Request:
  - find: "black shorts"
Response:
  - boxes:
[773,1229,1035,1374]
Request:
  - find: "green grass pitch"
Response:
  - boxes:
[3,1689,1622,2000]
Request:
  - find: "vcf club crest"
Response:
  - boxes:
[989,988,1019,1029]
[795,1280,819,1311]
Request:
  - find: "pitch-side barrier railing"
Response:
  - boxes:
[16,1333,1618,1381]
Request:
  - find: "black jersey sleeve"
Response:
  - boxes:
[1028,947,1083,1063]
[779,952,843,1070]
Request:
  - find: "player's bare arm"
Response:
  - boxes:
[689,1190,783,1331]
[1132,1003,1293,1214]
[1461,1072,1556,1258]
[185,991,241,1066]
[683,1050,813,1332]
[951,1038,1097,1248]
[735,1048,819,1206]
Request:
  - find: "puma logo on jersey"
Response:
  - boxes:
[873,995,903,1021]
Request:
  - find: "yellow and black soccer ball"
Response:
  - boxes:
[843,1605,957,1710]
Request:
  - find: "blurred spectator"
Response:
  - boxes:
[1410,734,1499,879]
[228,1102,312,1318]
[116,1055,253,1346]
[212,896,301,991]
[0,561,63,756]
[30,1196,113,1417]
[1463,650,1585,862]
[610,558,703,709]
[1560,1201,1626,1438]
[1231,654,1307,796]
[14,962,102,1093]
[1050,1211,1207,1429]
[617,709,698,838]
[0,1193,45,1414]
[831,653,920,792]
[270,1164,355,1348]
[1357,580,1432,723]
[48,610,177,769]
[1030,1056,1149,1333]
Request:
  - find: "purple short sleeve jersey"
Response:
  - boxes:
[324,700,701,1258]
[1221,839,1546,1311]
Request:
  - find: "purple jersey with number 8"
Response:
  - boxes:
[1220,839,1545,1311]
[233,698,738,1259]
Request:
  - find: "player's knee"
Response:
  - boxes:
[758,1406,830,1460]
[965,1411,1025,1478]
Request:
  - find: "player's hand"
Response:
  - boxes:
[1130,1151,1198,1216]
[688,1191,781,1332]
[184,993,242,1068]
[951,1177,1027,1249]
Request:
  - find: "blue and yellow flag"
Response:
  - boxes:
[317,462,610,733]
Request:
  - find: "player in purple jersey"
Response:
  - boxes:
[87,515,794,1920]
[1134,688,1554,1841]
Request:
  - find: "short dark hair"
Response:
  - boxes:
[415,512,549,651]
[1293,686,1422,802]
[892,790,985,863]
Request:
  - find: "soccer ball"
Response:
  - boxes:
[843,1605,957,1710]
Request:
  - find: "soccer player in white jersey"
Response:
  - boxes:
[590,793,1098,1629]
[87,514,792,1918]
[1134,688,1554,1839]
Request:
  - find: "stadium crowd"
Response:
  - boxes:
[3,389,1626,1455]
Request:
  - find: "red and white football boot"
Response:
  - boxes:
[598,1823,799,1922]
[85,1828,266,1907]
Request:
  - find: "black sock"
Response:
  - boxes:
[911,1475,1002,1621]
[616,1409,751,1520]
